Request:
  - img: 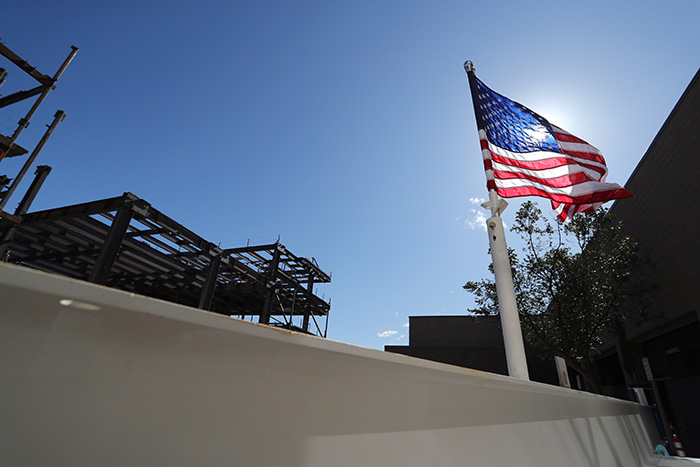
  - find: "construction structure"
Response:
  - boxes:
[0,192,331,336]
[0,42,77,216]
[0,42,331,337]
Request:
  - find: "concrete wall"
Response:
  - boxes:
[1,264,697,466]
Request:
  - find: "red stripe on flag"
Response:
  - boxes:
[493,183,632,205]
[491,152,580,172]
[552,130,589,145]
[492,168,594,188]
[560,148,607,166]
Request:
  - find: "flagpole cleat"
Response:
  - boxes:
[481,190,508,217]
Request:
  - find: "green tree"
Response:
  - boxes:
[464,201,652,393]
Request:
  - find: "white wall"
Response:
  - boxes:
[1,264,697,466]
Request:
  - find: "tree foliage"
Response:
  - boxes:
[464,201,652,392]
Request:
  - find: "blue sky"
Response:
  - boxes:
[1,1,698,349]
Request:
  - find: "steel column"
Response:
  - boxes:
[302,277,314,332]
[260,245,282,325]
[88,202,134,285]
[198,253,221,311]
[0,46,77,163]
[0,165,52,258]
[0,110,65,209]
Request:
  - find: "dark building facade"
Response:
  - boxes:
[386,315,559,386]
[607,67,700,457]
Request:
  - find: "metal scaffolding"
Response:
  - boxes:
[0,41,331,336]
[0,41,77,221]
[0,192,331,337]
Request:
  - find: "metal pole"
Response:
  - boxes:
[0,68,7,88]
[288,287,297,327]
[0,165,52,258]
[464,62,529,380]
[13,165,52,217]
[199,253,221,310]
[260,245,282,325]
[88,202,134,285]
[482,189,530,380]
[0,46,77,163]
[642,357,676,455]
[0,110,65,210]
[302,277,314,332]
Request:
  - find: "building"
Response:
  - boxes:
[607,66,700,456]
[0,192,332,337]
[386,315,560,386]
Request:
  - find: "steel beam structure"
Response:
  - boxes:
[0,44,77,163]
[0,110,65,209]
[0,165,52,258]
[0,193,331,337]
[88,202,135,285]
[198,253,221,311]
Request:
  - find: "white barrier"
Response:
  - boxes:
[1,264,697,466]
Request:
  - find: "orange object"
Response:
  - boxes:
[670,425,686,457]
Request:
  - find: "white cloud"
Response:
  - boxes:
[466,208,487,231]
[403,322,410,328]
[377,330,398,338]
[461,197,489,231]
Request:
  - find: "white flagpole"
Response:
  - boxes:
[481,189,530,380]
[464,60,529,379]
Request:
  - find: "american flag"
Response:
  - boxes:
[466,69,632,222]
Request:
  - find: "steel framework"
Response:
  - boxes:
[0,42,76,221]
[0,192,331,336]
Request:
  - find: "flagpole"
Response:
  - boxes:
[481,189,529,380]
[465,61,529,380]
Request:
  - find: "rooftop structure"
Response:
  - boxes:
[0,192,331,336]
[0,42,331,337]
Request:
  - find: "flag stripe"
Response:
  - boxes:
[479,130,608,174]
[486,170,631,204]
[484,149,606,181]
[468,74,632,222]
[486,177,632,205]
[491,163,596,188]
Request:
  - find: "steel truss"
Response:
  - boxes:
[0,192,331,337]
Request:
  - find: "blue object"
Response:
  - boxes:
[472,76,560,154]
[654,444,669,456]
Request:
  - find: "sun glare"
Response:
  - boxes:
[537,105,575,130]
[525,125,550,142]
